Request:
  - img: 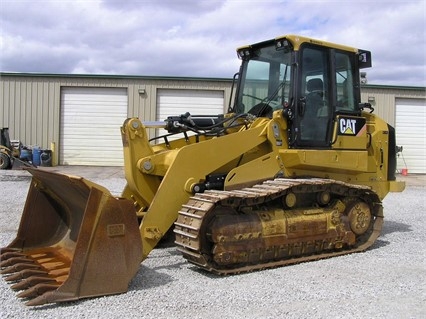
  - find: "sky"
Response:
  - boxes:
[0,0,425,87]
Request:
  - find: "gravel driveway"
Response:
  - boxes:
[0,169,424,319]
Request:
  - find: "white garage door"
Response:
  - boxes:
[395,98,426,174]
[60,87,127,166]
[156,89,225,138]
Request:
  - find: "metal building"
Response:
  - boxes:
[360,85,426,174]
[1,73,425,173]
[0,73,232,166]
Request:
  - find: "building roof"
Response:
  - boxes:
[1,72,425,91]
[0,72,232,83]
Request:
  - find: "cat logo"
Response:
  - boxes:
[338,116,366,136]
[340,118,357,134]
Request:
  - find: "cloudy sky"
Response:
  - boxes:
[1,0,425,86]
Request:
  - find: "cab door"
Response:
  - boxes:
[292,45,365,150]
[295,45,332,147]
[331,51,369,150]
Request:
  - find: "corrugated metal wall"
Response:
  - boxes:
[0,77,61,154]
[360,85,426,127]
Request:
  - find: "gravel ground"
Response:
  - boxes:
[0,169,425,319]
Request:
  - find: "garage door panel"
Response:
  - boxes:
[63,105,125,113]
[63,148,123,157]
[157,89,224,140]
[63,106,124,113]
[63,137,123,145]
[63,118,124,126]
[396,98,426,174]
[60,87,127,166]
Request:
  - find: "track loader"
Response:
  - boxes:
[0,35,405,306]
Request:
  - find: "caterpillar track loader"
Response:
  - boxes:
[1,35,405,306]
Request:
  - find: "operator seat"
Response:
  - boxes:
[307,78,323,94]
[305,78,324,117]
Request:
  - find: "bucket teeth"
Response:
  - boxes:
[0,256,34,268]
[0,252,65,275]
[5,269,48,282]
[16,282,61,299]
[1,246,72,305]
[6,267,70,281]
[25,293,54,307]
[0,248,22,255]
[0,263,41,274]
[0,251,26,262]
[11,276,57,290]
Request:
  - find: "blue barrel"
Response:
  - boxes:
[20,148,32,161]
[32,146,41,166]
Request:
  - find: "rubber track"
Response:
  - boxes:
[174,178,383,275]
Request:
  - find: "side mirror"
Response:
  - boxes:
[358,102,374,113]
[358,50,372,69]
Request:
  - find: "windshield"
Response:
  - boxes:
[235,44,292,115]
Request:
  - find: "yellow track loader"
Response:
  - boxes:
[0,35,405,306]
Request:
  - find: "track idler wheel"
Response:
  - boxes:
[346,201,372,235]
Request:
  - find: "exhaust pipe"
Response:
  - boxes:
[0,168,142,306]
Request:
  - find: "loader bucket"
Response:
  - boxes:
[0,168,142,306]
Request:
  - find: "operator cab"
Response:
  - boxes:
[233,35,371,149]
[234,40,292,118]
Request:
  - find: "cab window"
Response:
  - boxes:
[237,44,292,116]
[335,52,356,112]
